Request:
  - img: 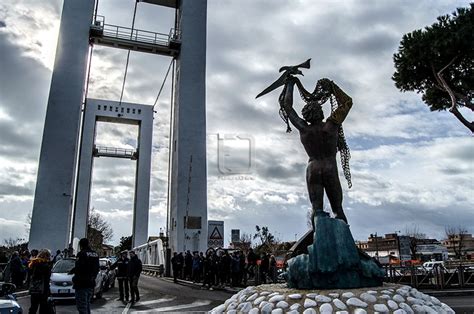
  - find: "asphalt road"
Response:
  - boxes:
[437,295,474,314]
[15,276,474,313]
[16,276,231,313]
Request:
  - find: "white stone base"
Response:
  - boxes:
[210,283,454,314]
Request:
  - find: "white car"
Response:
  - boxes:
[50,258,105,300]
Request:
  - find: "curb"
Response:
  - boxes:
[421,289,474,297]
[160,276,241,294]
[14,290,29,298]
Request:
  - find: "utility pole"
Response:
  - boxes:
[370,233,379,261]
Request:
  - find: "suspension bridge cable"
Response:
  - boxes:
[152,58,174,109]
[119,0,139,105]
[165,59,175,237]
[84,45,94,103]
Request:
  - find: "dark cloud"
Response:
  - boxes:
[0,183,33,197]
[1,0,473,244]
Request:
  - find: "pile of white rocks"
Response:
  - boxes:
[210,283,454,314]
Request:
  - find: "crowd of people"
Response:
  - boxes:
[3,248,71,291]
[1,238,143,314]
[171,248,279,290]
[2,242,283,312]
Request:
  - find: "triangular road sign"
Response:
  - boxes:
[209,226,223,240]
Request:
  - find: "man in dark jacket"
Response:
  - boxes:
[127,251,142,303]
[9,251,24,290]
[246,248,257,279]
[111,251,129,302]
[70,238,99,314]
[171,252,179,283]
[184,250,193,280]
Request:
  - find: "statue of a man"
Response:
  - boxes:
[279,76,353,225]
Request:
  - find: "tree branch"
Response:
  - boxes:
[434,59,474,132]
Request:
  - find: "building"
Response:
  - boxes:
[417,244,448,261]
[356,233,445,263]
[356,233,401,259]
[442,233,474,259]
[100,244,114,257]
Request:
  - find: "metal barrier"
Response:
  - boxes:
[142,264,164,277]
[383,264,474,289]
[91,15,179,47]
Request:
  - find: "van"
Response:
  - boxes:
[422,261,445,272]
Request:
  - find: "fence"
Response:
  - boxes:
[142,264,164,277]
[383,264,474,289]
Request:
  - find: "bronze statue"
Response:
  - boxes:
[257,59,353,225]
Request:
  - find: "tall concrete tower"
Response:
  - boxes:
[29,0,208,253]
[169,0,208,253]
[29,0,95,252]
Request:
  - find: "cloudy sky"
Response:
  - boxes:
[0,0,472,247]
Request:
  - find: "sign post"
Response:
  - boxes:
[208,220,224,248]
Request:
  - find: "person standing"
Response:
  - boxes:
[230,252,240,287]
[111,251,129,302]
[191,252,201,283]
[269,255,277,283]
[128,251,142,303]
[171,252,179,283]
[260,253,269,284]
[184,250,193,280]
[9,251,23,290]
[28,249,52,314]
[52,250,63,264]
[70,238,99,314]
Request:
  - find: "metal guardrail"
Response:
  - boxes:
[91,15,180,47]
[94,146,137,159]
[142,264,164,277]
[383,264,474,289]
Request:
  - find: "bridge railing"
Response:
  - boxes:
[142,264,164,277]
[383,264,474,289]
[91,15,180,47]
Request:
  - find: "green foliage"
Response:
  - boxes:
[87,208,113,252]
[392,4,473,111]
[116,235,132,254]
[254,225,276,254]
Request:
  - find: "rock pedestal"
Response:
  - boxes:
[211,284,455,314]
[287,212,384,289]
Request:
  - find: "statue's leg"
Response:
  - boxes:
[306,161,324,229]
[324,169,348,224]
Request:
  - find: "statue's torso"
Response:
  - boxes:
[300,121,339,164]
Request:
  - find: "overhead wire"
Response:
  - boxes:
[152,58,174,109]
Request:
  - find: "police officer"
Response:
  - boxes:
[70,238,99,314]
[111,251,130,302]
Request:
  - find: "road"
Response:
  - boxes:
[437,295,474,314]
[16,276,231,313]
[15,276,474,313]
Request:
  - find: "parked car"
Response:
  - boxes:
[99,258,115,290]
[0,282,22,313]
[417,261,446,274]
[49,258,105,300]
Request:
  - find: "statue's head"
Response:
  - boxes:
[302,102,324,123]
